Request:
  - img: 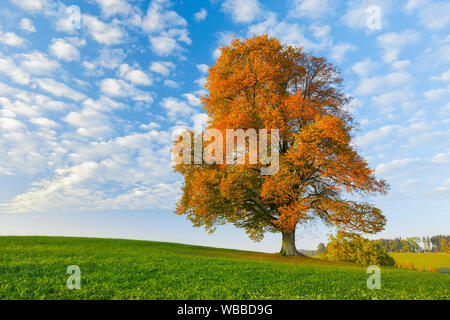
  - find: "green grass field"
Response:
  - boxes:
[0,236,448,300]
[390,252,450,271]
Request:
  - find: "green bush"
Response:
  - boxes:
[324,231,395,266]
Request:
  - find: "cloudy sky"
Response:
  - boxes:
[0,0,449,251]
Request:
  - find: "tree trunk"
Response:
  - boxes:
[279,230,302,256]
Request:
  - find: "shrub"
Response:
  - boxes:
[324,231,395,266]
[406,261,415,270]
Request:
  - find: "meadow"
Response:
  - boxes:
[390,252,450,271]
[0,236,448,300]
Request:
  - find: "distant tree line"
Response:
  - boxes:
[376,237,421,253]
[375,235,450,253]
[314,234,450,261]
[298,249,318,256]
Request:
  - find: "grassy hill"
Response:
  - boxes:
[0,236,448,300]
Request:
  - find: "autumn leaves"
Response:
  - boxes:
[173,35,388,254]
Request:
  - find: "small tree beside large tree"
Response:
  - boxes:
[174,35,388,256]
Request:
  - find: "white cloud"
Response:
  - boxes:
[0,31,25,47]
[405,0,450,30]
[432,152,450,164]
[355,71,412,95]
[4,171,180,213]
[330,42,356,63]
[309,24,331,44]
[438,44,450,62]
[99,78,131,97]
[407,130,450,146]
[354,124,400,147]
[405,0,427,11]
[49,38,80,61]
[0,97,40,118]
[94,0,134,18]
[82,48,125,75]
[82,14,125,45]
[0,117,26,131]
[1,0,449,216]
[352,59,376,78]
[430,68,450,82]
[19,18,36,32]
[424,85,450,100]
[141,0,187,33]
[149,61,175,76]
[194,8,207,21]
[0,54,31,85]
[8,0,53,13]
[161,97,194,118]
[1,128,179,213]
[4,161,100,212]
[376,30,419,63]
[64,98,121,138]
[440,102,450,115]
[34,78,86,101]
[140,122,160,130]
[183,93,201,106]
[149,36,180,56]
[222,0,262,23]
[163,79,179,88]
[372,89,414,110]
[99,78,153,102]
[194,77,207,88]
[392,60,411,70]
[30,117,59,128]
[0,82,68,111]
[82,61,96,71]
[119,64,152,86]
[66,37,86,47]
[82,96,123,112]
[248,12,321,51]
[196,64,209,74]
[376,158,421,175]
[19,51,60,75]
[0,121,65,176]
[290,0,332,19]
[436,178,450,194]
[161,28,191,45]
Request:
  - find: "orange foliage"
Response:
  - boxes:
[174,35,388,242]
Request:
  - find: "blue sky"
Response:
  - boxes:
[0,0,449,251]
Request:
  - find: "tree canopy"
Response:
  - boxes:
[174,35,388,255]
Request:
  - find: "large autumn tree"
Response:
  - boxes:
[174,35,388,256]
